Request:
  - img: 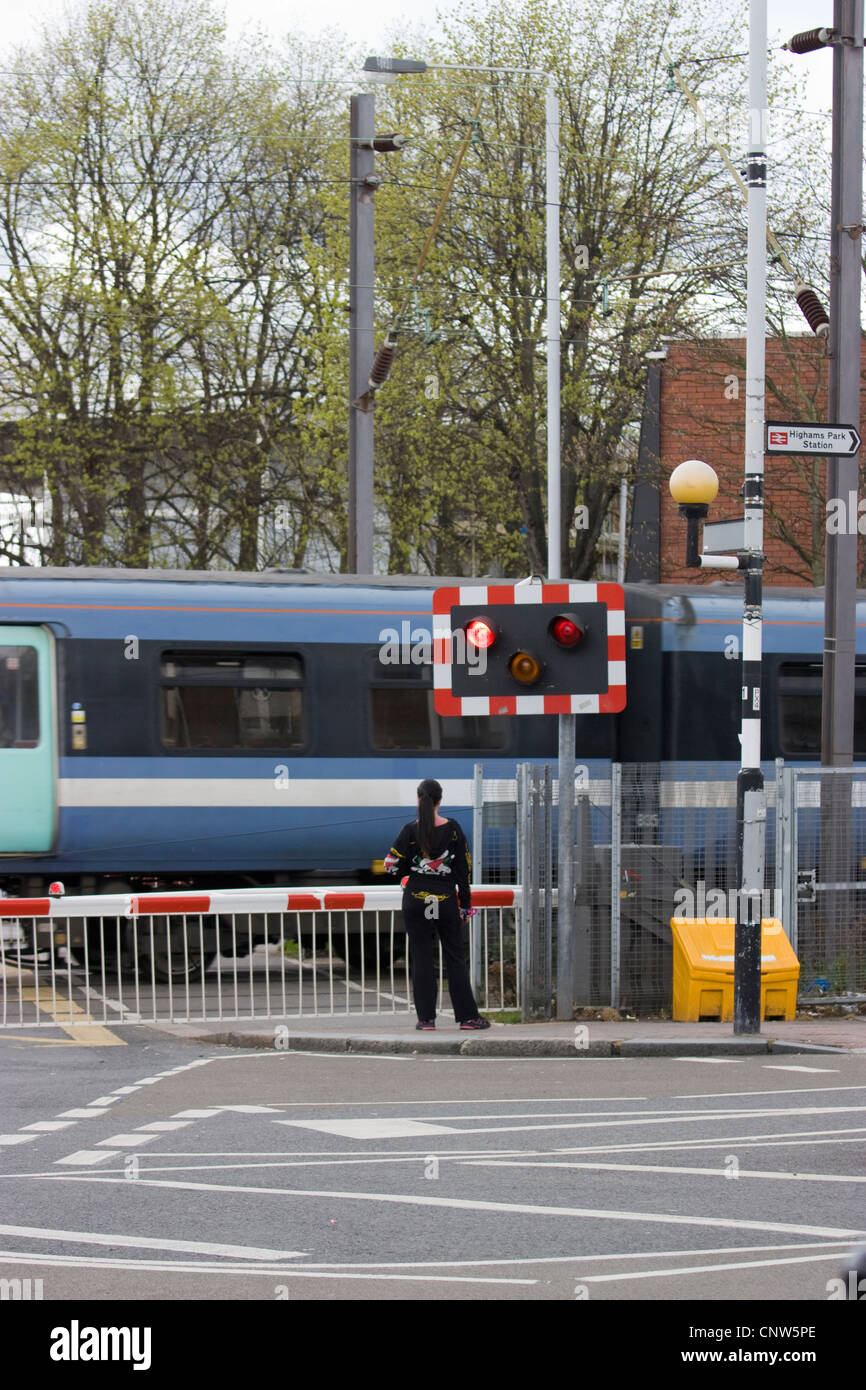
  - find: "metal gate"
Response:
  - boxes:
[776,764,866,1001]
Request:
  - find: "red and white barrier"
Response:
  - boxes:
[0,884,522,919]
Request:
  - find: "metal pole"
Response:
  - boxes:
[546,76,560,581]
[348,94,375,573]
[617,476,628,584]
[734,0,767,1035]
[822,0,862,767]
[555,713,575,1018]
[471,763,484,994]
[544,76,576,1020]
[610,762,622,1010]
[820,1,862,975]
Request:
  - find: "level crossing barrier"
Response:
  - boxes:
[0,885,521,1029]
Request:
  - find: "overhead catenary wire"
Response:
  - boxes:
[663,48,829,337]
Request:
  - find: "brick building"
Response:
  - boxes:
[626,336,864,587]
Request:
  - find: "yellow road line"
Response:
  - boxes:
[17,988,126,1047]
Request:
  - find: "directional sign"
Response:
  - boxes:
[765,421,861,456]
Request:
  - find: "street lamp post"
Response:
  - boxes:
[669,1,768,1038]
[670,453,764,1035]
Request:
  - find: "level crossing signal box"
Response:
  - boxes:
[432,581,627,717]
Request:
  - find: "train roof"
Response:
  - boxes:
[1,569,863,650]
[0,568,860,600]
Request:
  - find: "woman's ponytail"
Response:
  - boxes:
[416,778,443,857]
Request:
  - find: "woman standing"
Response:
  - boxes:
[384,779,491,1031]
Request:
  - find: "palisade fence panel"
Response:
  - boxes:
[472,768,526,1011]
[498,761,783,1018]
[608,762,779,1015]
[782,766,866,1001]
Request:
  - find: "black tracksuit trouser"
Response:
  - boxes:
[402,890,480,1023]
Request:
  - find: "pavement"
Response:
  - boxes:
[155,1007,866,1058]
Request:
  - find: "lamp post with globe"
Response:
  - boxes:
[670,458,765,1036]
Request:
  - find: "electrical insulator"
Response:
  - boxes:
[368,336,397,389]
[372,134,407,152]
[794,281,830,338]
[784,27,835,54]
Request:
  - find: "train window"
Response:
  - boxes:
[160,651,305,750]
[778,662,866,757]
[370,688,508,751]
[0,645,40,747]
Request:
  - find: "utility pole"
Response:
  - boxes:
[823,0,863,766]
[732,0,768,1034]
[787,6,863,974]
[822,1,862,974]
[348,94,376,574]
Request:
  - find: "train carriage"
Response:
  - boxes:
[1,568,864,981]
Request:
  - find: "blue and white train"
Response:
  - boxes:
[0,568,862,898]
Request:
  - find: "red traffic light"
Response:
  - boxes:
[549,613,584,648]
[465,617,497,650]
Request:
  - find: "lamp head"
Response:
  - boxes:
[669,459,719,506]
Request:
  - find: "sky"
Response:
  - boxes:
[0,0,842,113]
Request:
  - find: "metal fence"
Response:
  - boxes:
[0,886,520,1029]
[776,764,866,1000]
[4,760,863,1030]
[499,758,862,1018]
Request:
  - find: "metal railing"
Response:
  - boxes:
[0,885,520,1028]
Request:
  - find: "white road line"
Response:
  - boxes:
[55,1151,119,1166]
[170,1109,223,1119]
[282,1119,463,1139]
[0,1134,38,1145]
[553,1126,866,1156]
[94,1134,158,1148]
[57,1109,111,1119]
[571,1250,852,1284]
[0,1252,534,1284]
[764,1066,841,1074]
[274,1102,866,1141]
[78,985,141,1022]
[675,1058,743,1064]
[20,1121,77,1132]
[0,1224,307,1261]
[285,1103,858,1125]
[133,1122,193,1132]
[462,1158,866,1184]
[49,1174,866,1242]
[675,1085,866,1100]
[213,1106,283,1114]
[262,1090,650,1105]
[238,1239,854,1271]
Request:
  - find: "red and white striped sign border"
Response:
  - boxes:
[0,886,521,919]
[432,581,626,716]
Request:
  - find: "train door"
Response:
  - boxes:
[0,626,56,852]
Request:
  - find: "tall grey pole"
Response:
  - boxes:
[822,0,862,765]
[546,77,561,580]
[820,1,862,972]
[734,0,768,1035]
[542,79,573,1020]
[348,94,375,574]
